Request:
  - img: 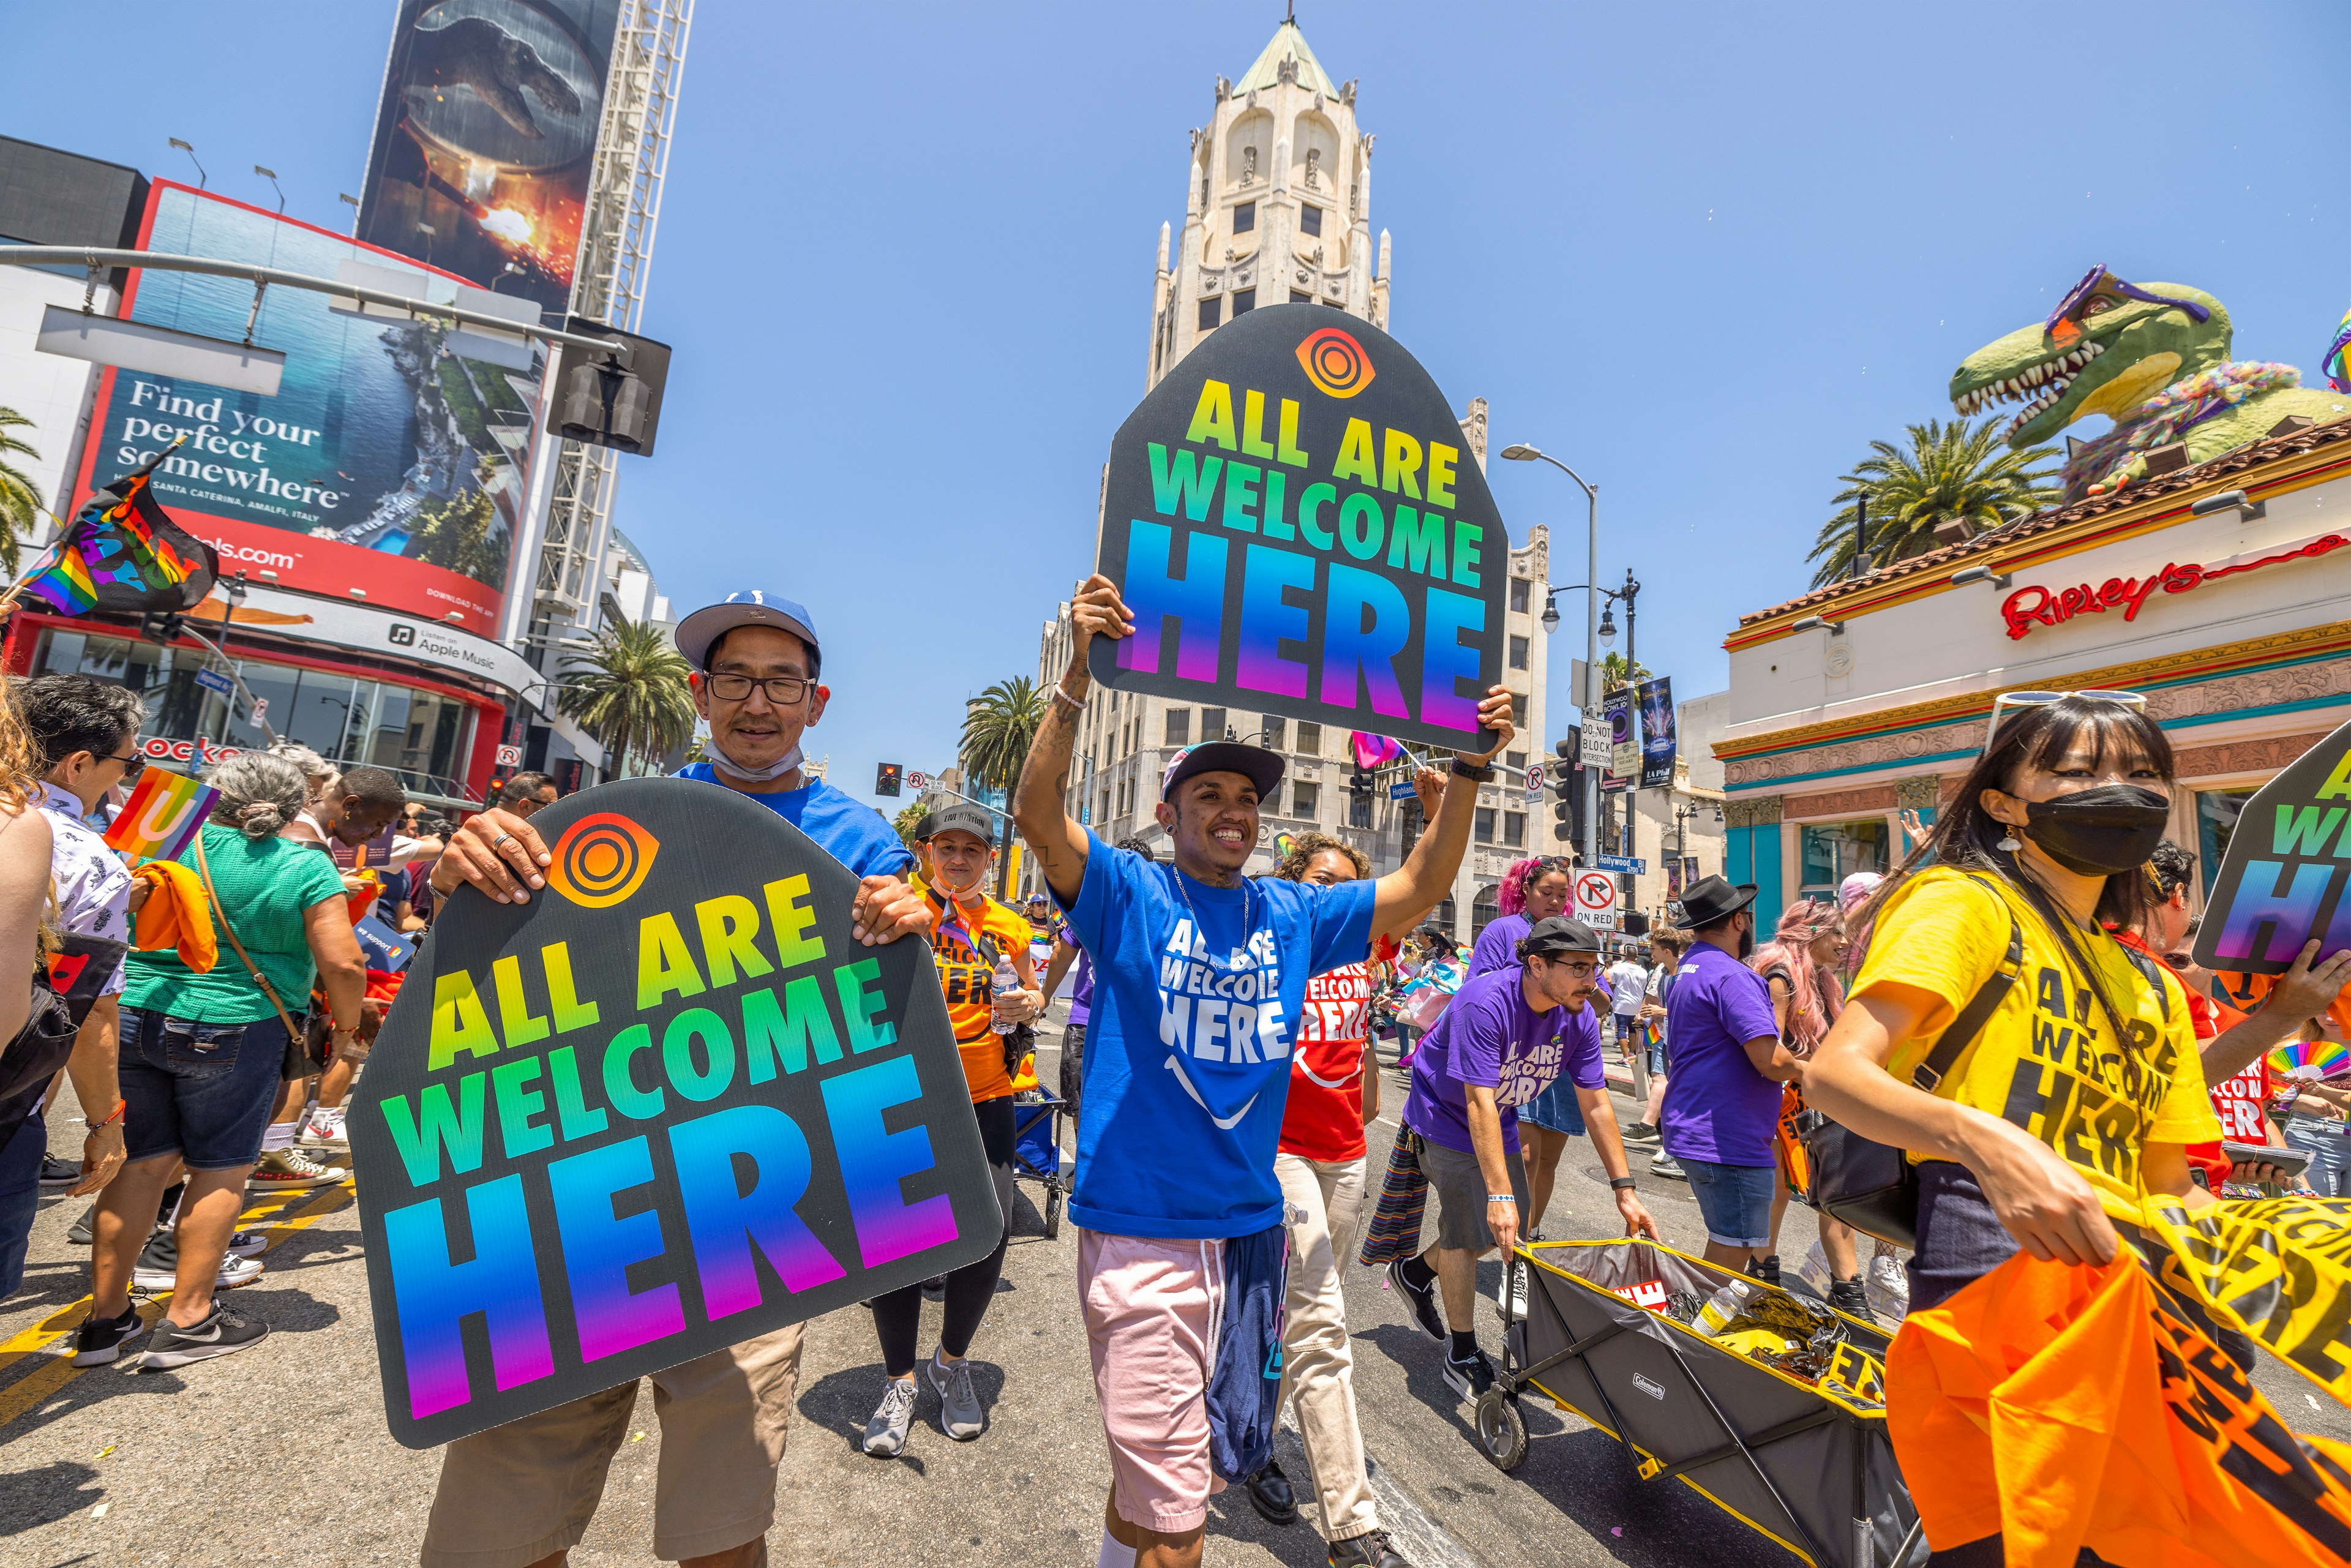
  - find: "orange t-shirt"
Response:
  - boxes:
[918,879,1033,1103]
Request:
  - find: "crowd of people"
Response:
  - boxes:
[4,574,2347,1567]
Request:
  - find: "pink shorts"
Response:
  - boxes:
[1078,1229,1228,1534]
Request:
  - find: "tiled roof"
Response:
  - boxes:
[1234,20,1340,101]
[1736,413,2351,629]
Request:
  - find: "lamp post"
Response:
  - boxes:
[1499,443,1600,875]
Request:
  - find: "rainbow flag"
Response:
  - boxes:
[103,767,219,865]
[1349,731,1405,771]
[17,445,218,617]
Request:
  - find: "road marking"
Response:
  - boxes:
[1273,1420,1481,1568]
[0,1180,355,1428]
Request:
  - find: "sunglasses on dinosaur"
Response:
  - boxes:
[2044,266,2211,339]
[1984,689,2148,749]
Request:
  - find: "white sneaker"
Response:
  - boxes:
[1867,1252,1911,1319]
[249,1148,346,1192]
[296,1107,349,1153]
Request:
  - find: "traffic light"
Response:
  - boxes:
[875,762,902,797]
[1555,730,1577,762]
[1624,912,1651,937]
[550,316,672,456]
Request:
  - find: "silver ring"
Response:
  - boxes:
[492,833,513,852]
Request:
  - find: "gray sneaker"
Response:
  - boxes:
[924,1351,984,1440]
[862,1375,918,1456]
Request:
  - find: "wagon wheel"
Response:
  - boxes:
[1045,1182,1064,1240]
[1474,1389,1528,1471]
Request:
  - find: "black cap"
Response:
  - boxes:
[915,801,997,842]
[1520,915,1603,957]
[1674,875,1760,929]
[1160,741,1286,802]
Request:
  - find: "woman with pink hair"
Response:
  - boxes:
[1749,898,1873,1318]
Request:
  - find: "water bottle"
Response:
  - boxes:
[990,953,1019,1035]
[1696,1275,1756,1337]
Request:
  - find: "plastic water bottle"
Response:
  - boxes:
[1696,1275,1756,1337]
[989,953,1019,1035]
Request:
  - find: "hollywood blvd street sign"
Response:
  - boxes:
[1597,853,1646,876]
[1574,869,1618,930]
[2000,529,2351,641]
[350,779,998,1447]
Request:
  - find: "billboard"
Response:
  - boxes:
[66,183,541,635]
[356,0,624,317]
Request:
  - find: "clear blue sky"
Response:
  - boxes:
[9,2,2345,810]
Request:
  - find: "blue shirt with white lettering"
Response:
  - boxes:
[1059,832,1374,1239]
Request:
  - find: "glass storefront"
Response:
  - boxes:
[32,628,479,803]
[1799,819,1889,901]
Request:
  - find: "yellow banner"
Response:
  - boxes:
[2139,1194,2351,1404]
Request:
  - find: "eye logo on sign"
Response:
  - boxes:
[1295,326,1374,399]
[546,812,659,908]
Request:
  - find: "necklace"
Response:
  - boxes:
[1172,866,1257,972]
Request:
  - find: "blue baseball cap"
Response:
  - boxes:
[675,590,820,672]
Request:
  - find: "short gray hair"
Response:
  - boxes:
[206,752,310,841]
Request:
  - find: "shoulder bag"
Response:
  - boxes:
[193,831,310,1065]
[1804,875,2022,1250]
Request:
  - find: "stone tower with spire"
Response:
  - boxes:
[1144,17,1389,390]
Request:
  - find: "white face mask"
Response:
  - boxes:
[708,733,802,786]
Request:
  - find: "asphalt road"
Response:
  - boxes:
[4,1013,2347,1568]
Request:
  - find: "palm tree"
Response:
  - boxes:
[1806,418,2061,587]
[1599,651,1652,693]
[558,620,696,779]
[893,799,929,857]
[959,677,1048,794]
[0,407,47,575]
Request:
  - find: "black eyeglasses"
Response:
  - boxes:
[705,672,814,705]
[103,751,146,783]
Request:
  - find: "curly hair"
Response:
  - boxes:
[1275,831,1369,882]
[1749,897,1845,1054]
[0,681,46,814]
[206,752,310,841]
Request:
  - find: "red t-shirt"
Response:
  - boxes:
[1279,962,1373,1163]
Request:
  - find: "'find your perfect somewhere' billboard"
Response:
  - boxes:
[66,182,541,635]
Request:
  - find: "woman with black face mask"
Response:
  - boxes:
[1805,693,2227,1562]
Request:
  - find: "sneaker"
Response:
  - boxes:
[225,1230,268,1259]
[140,1303,269,1369]
[1387,1259,1447,1343]
[70,1305,146,1367]
[1867,1251,1911,1319]
[39,1153,83,1191]
[862,1375,918,1456]
[132,1231,264,1292]
[66,1202,97,1245]
[1243,1456,1298,1526]
[1619,1121,1663,1147]
[296,1107,349,1153]
[1330,1529,1411,1568]
[1649,1152,1686,1180]
[1827,1277,1877,1323]
[923,1351,984,1441]
[1749,1254,1783,1289]
[1495,1257,1529,1321]
[1442,1346,1497,1402]
[248,1148,345,1191]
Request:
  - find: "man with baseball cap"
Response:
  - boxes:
[1390,915,1657,1402]
[420,589,929,1568]
[1012,574,1508,1568]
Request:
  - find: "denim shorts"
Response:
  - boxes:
[119,1006,287,1171]
[1678,1157,1776,1249]
[1519,1075,1586,1136]
[1645,1033,1669,1077]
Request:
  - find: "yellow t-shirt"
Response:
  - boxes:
[915,878,1034,1103]
[1851,866,2221,1213]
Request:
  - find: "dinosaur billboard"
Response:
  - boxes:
[356,0,624,317]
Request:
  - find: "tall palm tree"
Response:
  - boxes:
[1807,418,2061,587]
[960,677,1048,794]
[893,799,929,857]
[1599,651,1652,693]
[558,620,696,779]
[0,407,47,575]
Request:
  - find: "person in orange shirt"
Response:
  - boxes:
[860,800,1042,1458]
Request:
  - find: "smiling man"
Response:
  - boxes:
[1013,574,1509,1568]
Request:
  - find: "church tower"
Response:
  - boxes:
[1144,18,1389,390]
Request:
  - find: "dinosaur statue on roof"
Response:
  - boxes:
[1948,266,2349,501]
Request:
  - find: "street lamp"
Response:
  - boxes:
[1500,441,1601,874]
[168,138,206,189]
[253,165,285,214]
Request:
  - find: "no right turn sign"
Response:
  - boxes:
[1574,869,1618,930]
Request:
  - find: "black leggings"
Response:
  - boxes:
[871,1095,1017,1376]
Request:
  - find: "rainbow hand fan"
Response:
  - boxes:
[2268,1036,2351,1081]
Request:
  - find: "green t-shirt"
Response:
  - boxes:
[123,826,350,1025]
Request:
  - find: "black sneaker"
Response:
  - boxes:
[1387,1259,1446,1343]
[39,1154,83,1191]
[1747,1255,1783,1288]
[71,1305,145,1366]
[1245,1457,1298,1526]
[1619,1122,1663,1148]
[140,1304,269,1369]
[66,1201,97,1245]
[1442,1346,1497,1402]
[1330,1530,1411,1568]
[1827,1277,1877,1322]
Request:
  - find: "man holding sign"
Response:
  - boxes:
[418,589,931,1568]
[1014,574,1510,1568]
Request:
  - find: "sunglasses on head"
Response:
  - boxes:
[1984,689,2148,749]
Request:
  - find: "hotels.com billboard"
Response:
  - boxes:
[66,182,538,636]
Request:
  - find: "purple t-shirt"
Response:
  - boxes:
[1402,965,1604,1155]
[1068,945,1093,1028]
[1466,913,1529,981]
[1659,942,1782,1166]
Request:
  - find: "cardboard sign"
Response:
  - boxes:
[1090,304,1507,752]
[351,778,998,1448]
[2192,719,2351,977]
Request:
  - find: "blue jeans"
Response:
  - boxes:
[2284,1117,2349,1196]
[119,1007,286,1172]
[1678,1157,1775,1250]
[0,1111,47,1300]
[1519,1075,1586,1136]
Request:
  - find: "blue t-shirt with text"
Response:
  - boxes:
[1060,833,1374,1239]
[672,765,913,880]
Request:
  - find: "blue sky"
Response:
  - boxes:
[8,2,2346,809]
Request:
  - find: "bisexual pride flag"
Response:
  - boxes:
[17,445,219,617]
[1350,731,1405,771]
[103,767,218,865]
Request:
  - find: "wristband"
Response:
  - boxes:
[1052,682,1086,710]
[1451,758,1496,782]
[1610,1176,1638,1191]
[1486,1193,1517,1204]
[92,1098,126,1130]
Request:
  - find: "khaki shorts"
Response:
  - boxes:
[420,1321,803,1568]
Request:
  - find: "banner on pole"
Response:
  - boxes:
[1603,689,1636,790]
[351,779,999,1447]
[1637,676,1676,789]
[1090,305,1508,753]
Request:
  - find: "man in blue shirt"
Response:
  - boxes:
[421,590,929,1568]
[1013,574,1512,1568]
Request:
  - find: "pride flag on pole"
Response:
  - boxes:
[14,444,219,617]
[103,768,219,865]
[1349,731,1405,771]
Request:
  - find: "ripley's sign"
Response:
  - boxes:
[2000,530,2351,640]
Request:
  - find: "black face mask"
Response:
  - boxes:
[2020,784,2171,876]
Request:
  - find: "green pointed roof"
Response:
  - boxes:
[1234,20,1339,101]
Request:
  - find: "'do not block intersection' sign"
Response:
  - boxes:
[1092,304,1509,754]
[352,779,997,1447]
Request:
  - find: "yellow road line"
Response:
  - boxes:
[0,1180,356,1408]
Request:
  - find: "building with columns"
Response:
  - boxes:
[1029,18,1551,943]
